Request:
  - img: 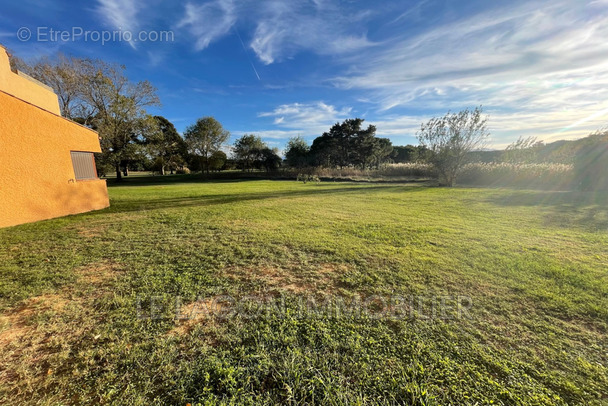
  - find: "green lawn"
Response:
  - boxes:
[1,178,607,405]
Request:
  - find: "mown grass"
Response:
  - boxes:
[0,177,607,405]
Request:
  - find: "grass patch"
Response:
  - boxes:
[1,179,607,404]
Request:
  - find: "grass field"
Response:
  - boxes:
[1,177,607,405]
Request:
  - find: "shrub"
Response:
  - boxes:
[176,167,191,175]
[297,174,320,184]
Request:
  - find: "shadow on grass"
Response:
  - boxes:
[97,183,430,215]
[485,190,608,231]
[104,173,253,187]
[104,173,435,187]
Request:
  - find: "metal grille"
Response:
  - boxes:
[70,151,97,180]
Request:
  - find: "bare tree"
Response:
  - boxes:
[418,106,489,186]
[30,55,89,119]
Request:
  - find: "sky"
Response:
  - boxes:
[2,0,608,152]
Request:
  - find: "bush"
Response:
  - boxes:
[176,167,191,175]
[297,174,320,184]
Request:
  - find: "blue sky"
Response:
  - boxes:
[2,0,608,152]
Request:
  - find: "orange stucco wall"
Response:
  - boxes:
[0,48,61,115]
[0,48,109,228]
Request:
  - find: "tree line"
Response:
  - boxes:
[7,51,493,186]
[10,52,282,179]
[284,109,489,187]
[10,51,426,180]
[14,51,603,189]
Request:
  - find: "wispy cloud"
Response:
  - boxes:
[231,102,354,144]
[176,0,375,63]
[96,0,140,48]
[250,0,375,64]
[178,0,236,51]
[333,0,608,143]
[93,0,608,147]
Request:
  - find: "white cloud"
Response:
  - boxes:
[96,0,140,48]
[332,0,608,143]
[232,129,303,140]
[178,0,236,51]
[249,0,375,64]
[230,101,354,145]
[258,101,352,133]
[175,0,375,63]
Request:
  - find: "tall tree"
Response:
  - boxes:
[310,118,388,169]
[184,117,230,174]
[31,55,91,119]
[80,61,160,180]
[10,53,102,121]
[284,136,310,168]
[233,134,265,172]
[146,116,187,175]
[367,137,394,169]
[351,128,392,169]
[328,119,370,167]
[259,147,282,172]
[417,106,489,186]
[310,133,339,167]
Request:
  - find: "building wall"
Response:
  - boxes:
[0,49,61,115]
[0,48,109,228]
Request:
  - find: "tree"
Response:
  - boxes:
[367,137,394,169]
[146,116,187,175]
[325,118,372,168]
[417,106,489,186]
[184,117,230,174]
[309,118,389,169]
[284,136,310,168]
[9,51,161,181]
[87,69,160,180]
[259,147,282,172]
[352,129,392,169]
[75,60,160,180]
[392,145,429,163]
[233,134,265,172]
[208,150,227,171]
[30,55,92,119]
[7,49,30,72]
[11,53,110,123]
[309,133,339,167]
